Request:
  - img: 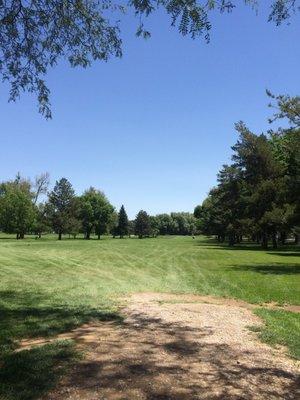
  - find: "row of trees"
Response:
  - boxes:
[113,210,197,238]
[0,175,197,239]
[151,213,197,236]
[194,92,300,249]
[0,175,115,240]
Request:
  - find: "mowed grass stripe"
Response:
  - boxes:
[0,234,299,400]
[0,235,299,303]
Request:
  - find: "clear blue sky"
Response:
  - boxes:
[1,4,299,218]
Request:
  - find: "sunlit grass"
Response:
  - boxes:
[0,234,299,398]
[254,308,300,360]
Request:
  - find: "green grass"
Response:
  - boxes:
[0,234,299,398]
[0,340,79,400]
[254,309,300,360]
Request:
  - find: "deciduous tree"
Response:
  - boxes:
[0,177,35,239]
[1,1,297,117]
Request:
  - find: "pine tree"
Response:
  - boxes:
[117,205,129,238]
[134,210,151,239]
[194,93,300,249]
[47,178,76,240]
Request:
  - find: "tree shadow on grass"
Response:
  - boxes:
[195,241,267,252]
[0,340,79,400]
[194,237,262,251]
[58,311,300,400]
[0,289,121,400]
[229,263,300,275]
[267,252,300,257]
[1,289,299,399]
[0,290,121,353]
[195,238,300,253]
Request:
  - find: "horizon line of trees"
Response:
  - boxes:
[194,92,300,249]
[1,91,298,246]
[0,175,198,240]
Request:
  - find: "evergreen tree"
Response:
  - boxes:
[117,205,129,238]
[134,210,151,239]
[47,178,76,240]
[194,93,300,249]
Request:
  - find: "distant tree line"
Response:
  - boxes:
[0,175,116,240]
[194,92,300,249]
[0,175,197,240]
[4,91,296,247]
[150,213,198,237]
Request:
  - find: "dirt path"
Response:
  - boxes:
[40,293,300,400]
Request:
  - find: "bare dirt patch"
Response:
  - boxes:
[35,293,300,399]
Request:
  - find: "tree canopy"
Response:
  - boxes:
[1,1,298,117]
[47,178,77,240]
[0,177,35,239]
[194,92,300,248]
[117,205,129,238]
[0,94,298,246]
[80,187,114,239]
[134,210,151,238]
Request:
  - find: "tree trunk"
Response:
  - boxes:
[228,235,235,247]
[20,233,24,239]
[280,232,286,245]
[58,232,62,240]
[16,233,20,240]
[97,234,100,240]
[295,234,299,244]
[261,233,268,249]
[272,233,278,249]
[256,236,260,244]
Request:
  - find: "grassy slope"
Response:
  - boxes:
[0,235,299,398]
